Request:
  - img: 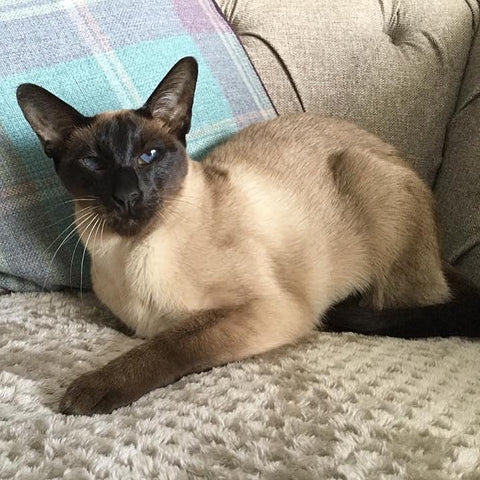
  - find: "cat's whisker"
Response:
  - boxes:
[43,207,98,255]
[36,206,98,234]
[155,206,171,228]
[80,216,101,300]
[164,190,198,201]
[75,214,99,297]
[60,197,98,204]
[158,196,198,223]
[99,218,107,255]
[42,211,97,291]
[70,234,83,289]
[43,219,80,254]
[160,201,181,221]
[92,214,102,257]
[67,207,99,287]
[164,204,189,223]
[69,211,98,288]
[33,213,76,234]
[44,199,98,214]
[44,198,97,210]
[162,195,201,210]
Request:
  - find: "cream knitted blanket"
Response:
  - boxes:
[1,292,479,479]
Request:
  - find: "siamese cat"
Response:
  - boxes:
[17,57,480,415]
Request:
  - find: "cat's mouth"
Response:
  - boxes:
[104,208,150,236]
[108,216,143,236]
[76,199,157,238]
[105,203,158,237]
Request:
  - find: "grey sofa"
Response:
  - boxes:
[220,0,480,286]
[2,1,480,478]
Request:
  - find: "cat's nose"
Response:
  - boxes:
[112,168,141,213]
[112,189,141,212]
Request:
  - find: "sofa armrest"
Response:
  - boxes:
[435,9,480,286]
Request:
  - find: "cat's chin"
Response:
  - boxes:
[109,217,146,237]
[96,204,160,238]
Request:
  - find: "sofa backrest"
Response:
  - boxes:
[218,0,480,286]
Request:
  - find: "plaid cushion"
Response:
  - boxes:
[0,0,275,292]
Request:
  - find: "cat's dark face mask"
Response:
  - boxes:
[16,56,198,237]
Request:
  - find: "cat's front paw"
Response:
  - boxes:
[59,370,126,415]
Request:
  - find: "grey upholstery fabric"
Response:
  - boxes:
[436,18,480,285]
[218,0,480,286]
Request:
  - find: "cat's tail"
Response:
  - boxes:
[324,266,480,338]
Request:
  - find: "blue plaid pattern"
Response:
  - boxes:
[0,0,275,291]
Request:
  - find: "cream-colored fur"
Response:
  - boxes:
[18,68,456,415]
[76,113,449,340]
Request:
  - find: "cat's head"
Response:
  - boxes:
[16,56,198,237]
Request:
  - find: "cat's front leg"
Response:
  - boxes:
[59,300,314,415]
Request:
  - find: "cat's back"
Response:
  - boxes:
[204,112,409,182]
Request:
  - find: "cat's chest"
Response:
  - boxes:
[90,236,201,338]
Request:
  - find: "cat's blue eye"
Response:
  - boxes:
[138,149,160,166]
[81,157,105,172]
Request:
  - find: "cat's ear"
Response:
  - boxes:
[16,84,88,158]
[140,57,198,143]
